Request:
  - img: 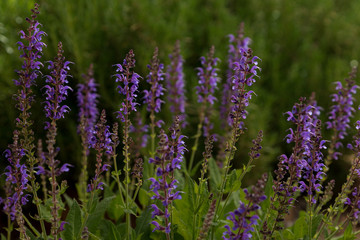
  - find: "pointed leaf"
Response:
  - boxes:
[61,199,82,240]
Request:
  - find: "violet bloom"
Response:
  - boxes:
[166,40,186,125]
[43,42,72,126]
[14,3,46,113]
[223,174,267,240]
[77,64,99,148]
[221,23,251,128]
[87,110,112,192]
[2,130,30,238]
[144,47,165,114]
[229,47,260,131]
[196,45,219,105]
[149,117,186,234]
[114,49,141,122]
[326,67,358,159]
[345,187,360,222]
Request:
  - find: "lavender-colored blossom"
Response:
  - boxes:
[196,45,219,105]
[14,3,46,114]
[228,47,260,131]
[221,23,251,128]
[144,47,165,114]
[87,110,112,192]
[149,117,186,234]
[326,67,358,159]
[223,174,267,240]
[43,42,72,125]
[114,49,141,122]
[1,130,29,240]
[166,40,186,125]
[345,187,360,222]
[77,64,99,146]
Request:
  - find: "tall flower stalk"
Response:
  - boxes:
[114,49,141,240]
[144,47,165,160]
[149,116,186,239]
[166,40,186,126]
[10,3,47,239]
[76,64,99,203]
[43,42,72,240]
[188,45,220,173]
[325,66,358,169]
[212,46,260,238]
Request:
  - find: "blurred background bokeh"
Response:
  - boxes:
[1,0,360,231]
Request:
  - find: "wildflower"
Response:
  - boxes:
[144,47,165,114]
[43,42,72,125]
[77,64,99,148]
[166,40,186,125]
[221,23,251,128]
[114,49,141,122]
[87,110,113,192]
[223,174,267,240]
[326,66,358,161]
[149,117,186,235]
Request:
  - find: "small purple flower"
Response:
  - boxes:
[326,67,358,159]
[43,42,72,124]
[114,49,141,122]
[223,174,267,240]
[149,117,186,235]
[87,110,112,192]
[221,23,252,128]
[196,46,219,105]
[166,40,186,125]
[77,64,99,150]
[144,47,165,114]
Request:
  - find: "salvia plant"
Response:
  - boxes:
[2,4,360,240]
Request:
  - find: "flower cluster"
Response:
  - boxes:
[345,187,360,222]
[77,64,99,147]
[166,41,186,125]
[14,3,46,113]
[43,42,72,125]
[326,67,358,159]
[114,49,141,122]
[144,47,165,114]
[149,117,186,234]
[223,174,267,240]
[229,47,260,131]
[221,23,251,127]
[2,131,29,221]
[87,110,112,192]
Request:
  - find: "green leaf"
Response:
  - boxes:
[337,223,356,240]
[261,172,274,211]
[292,214,306,239]
[61,199,82,240]
[135,206,152,239]
[1,234,6,240]
[99,220,122,240]
[173,175,196,240]
[310,214,323,238]
[283,229,295,240]
[208,157,221,192]
[138,187,151,208]
[107,194,125,221]
[87,196,115,234]
[224,169,241,193]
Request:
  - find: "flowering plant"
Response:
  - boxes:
[1,4,360,240]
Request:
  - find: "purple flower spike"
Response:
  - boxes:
[77,64,99,150]
[114,49,141,122]
[166,40,186,126]
[43,42,72,124]
[326,67,358,159]
[223,174,267,240]
[221,23,252,128]
[87,110,112,192]
[196,45,220,105]
[144,47,165,114]
[149,117,186,235]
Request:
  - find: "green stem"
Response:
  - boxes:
[7,214,12,240]
[23,214,40,237]
[188,112,204,173]
[113,154,125,203]
[78,191,95,239]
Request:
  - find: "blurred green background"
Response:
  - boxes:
[1,0,360,204]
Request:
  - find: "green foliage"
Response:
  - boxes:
[62,200,82,240]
